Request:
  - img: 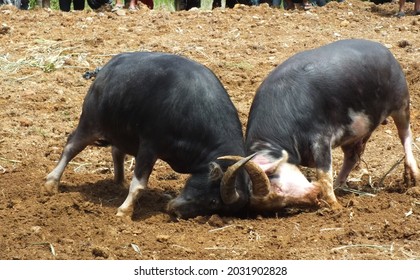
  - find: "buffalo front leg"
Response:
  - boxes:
[116,173,148,218]
[116,146,156,219]
[311,144,342,210]
[314,168,342,210]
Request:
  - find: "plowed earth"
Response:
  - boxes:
[1,1,420,260]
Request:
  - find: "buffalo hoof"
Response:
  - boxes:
[42,180,59,195]
[116,206,133,219]
[330,201,343,211]
[406,186,420,198]
[318,195,342,210]
[317,201,342,215]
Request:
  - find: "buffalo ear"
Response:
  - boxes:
[209,162,223,181]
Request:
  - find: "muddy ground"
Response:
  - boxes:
[1,1,420,260]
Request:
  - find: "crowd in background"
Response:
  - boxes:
[0,0,419,17]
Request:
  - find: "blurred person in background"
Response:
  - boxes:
[37,0,50,8]
[59,0,84,11]
[112,0,153,11]
[251,0,314,10]
[0,0,29,9]
[396,0,420,17]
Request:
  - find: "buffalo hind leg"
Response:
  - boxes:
[44,129,97,195]
[392,109,420,186]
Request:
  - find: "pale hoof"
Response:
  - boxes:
[320,198,342,210]
[116,207,133,219]
[42,180,59,195]
[406,186,420,198]
[330,201,343,211]
[317,201,342,215]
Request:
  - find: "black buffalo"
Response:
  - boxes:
[45,52,255,219]
[221,39,420,212]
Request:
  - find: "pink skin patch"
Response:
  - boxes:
[252,152,320,208]
[349,110,370,138]
[272,164,314,196]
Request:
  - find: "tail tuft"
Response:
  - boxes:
[83,67,102,80]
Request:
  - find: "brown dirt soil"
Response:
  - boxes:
[1,1,420,260]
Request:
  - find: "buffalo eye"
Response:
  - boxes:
[209,199,219,208]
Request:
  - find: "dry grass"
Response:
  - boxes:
[0,39,90,79]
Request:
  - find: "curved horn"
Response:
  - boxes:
[219,155,270,197]
[244,159,271,197]
[219,150,289,197]
[217,153,256,204]
[218,152,271,199]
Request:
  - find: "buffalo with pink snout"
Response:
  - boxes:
[219,39,420,212]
